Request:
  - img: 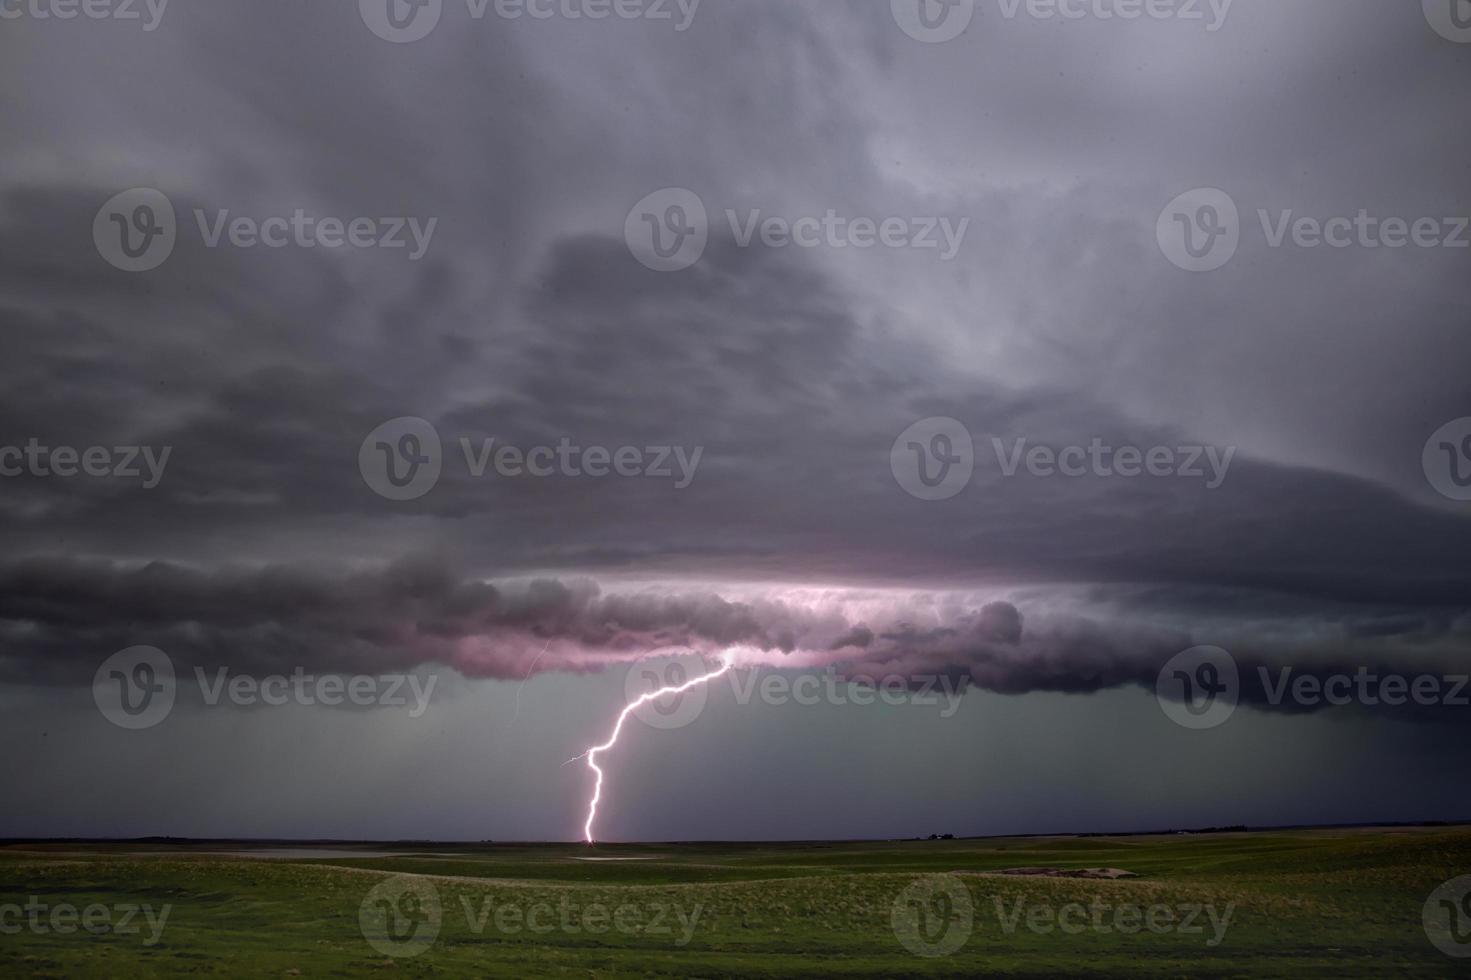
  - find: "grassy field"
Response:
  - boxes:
[2,826,1469,977]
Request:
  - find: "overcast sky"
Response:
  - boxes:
[1,0,1469,841]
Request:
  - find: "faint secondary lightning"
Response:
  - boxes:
[509,638,552,730]
[572,652,734,844]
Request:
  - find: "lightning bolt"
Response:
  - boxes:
[574,652,734,844]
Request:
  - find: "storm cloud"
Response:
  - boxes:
[2,0,1470,837]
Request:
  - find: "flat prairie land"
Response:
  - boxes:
[2,825,1468,978]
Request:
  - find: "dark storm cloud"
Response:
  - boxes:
[2,552,1469,720]
[0,0,1468,720]
[6,212,1470,596]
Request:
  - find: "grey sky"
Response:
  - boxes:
[1,0,1468,839]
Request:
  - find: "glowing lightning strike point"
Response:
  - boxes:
[578,652,734,844]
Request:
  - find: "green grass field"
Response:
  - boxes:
[2,826,1468,977]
